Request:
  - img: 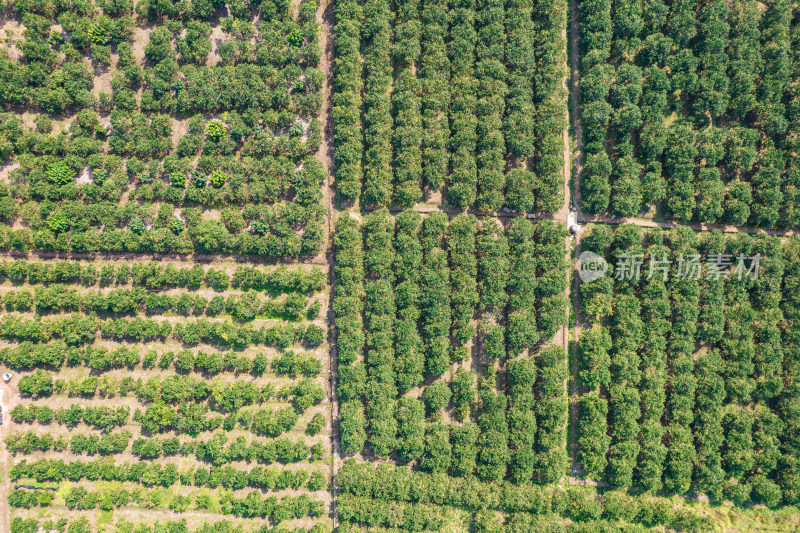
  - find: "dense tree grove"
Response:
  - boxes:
[331,0,565,212]
[577,223,798,507]
[578,0,800,229]
[333,210,569,486]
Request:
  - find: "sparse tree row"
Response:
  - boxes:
[2,259,330,526]
[332,0,565,211]
[1,339,320,377]
[0,260,325,293]
[7,429,325,466]
[11,398,313,438]
[12,368,324,418]
[577,223,796,507]
[2,274,329,526]
[11,457,328,494]
[0,285,317,322]
[577,0,800,229]
[11,517,326,533]
[0,313,323,349]
[333,211,568,483]
[10,484,324,522]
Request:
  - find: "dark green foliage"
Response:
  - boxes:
[575,224,795,508]
[421,212,450,375]
[578,0,798,228]
[332,0,563,211]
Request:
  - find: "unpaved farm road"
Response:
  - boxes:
[577,213,800,237]
[315,0,338,525]
[558,0,573,482]
[0,380,19,533]
[567,0,583,479]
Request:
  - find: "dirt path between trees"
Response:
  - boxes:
[577,213,799,237]
[315,0,339,526]
[0,381,20,533]
[559,1,573,483]
[567,0,584,480]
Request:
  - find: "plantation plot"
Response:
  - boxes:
[576,0,800,229]
[332,0,567,212]
[576,224,797,508]
[8,0,800,527]
[0,0,335,527]
[1,258,333,532]
[333,210,570,489]
[0,0,325,257]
